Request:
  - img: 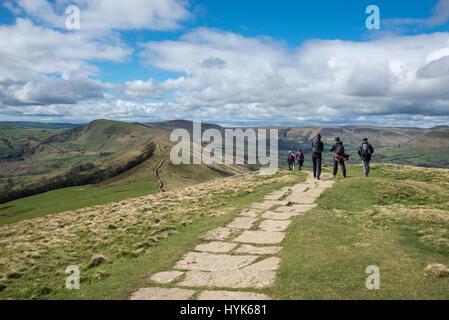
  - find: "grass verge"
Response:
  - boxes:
[272,165,449,299]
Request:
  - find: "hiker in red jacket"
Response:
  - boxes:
[296,149,304,170]
[288,151,295,171]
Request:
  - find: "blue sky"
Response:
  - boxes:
[0,0,449,127]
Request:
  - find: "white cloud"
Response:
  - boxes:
[135,29,449,126]
[0,18,131,81]
[1,3,449,128]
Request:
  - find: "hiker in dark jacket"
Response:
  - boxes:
[296,149,304,171]
[330,137,347,178]
[288,151,295,171]
[358,138,375,178]
[311,134,324,179]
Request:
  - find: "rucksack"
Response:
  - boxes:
[298,151,303,159]
[289,154,294,161]
[312,140,321,154]
[360,143,371,159]
[335,143,344,155]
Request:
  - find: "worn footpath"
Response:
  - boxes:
[130,173,334,300]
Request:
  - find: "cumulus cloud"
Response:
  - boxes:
[1,2,449,128]
[0,18,131,81]
[122,78,165,100]
[0,77,107,106]
[134,29,449,126]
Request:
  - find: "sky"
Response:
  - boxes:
[0,0,449,127]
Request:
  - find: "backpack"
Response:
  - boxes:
[312,140,321,154]
[289,154,294,161]
[298,151,303,159]
[335,143,344,155]
[360,143,371,160]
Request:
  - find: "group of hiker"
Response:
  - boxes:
[287,135,374,179]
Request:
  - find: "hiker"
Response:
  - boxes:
[331,137,347,178]
[358,138,375,178]
[296,149,304,171]
[288,151,295,171]
[311,134,324,179]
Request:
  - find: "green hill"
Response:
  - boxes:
[0,120,246,225]
[375,128,449,168]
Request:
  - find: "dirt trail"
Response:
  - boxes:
[154,139,166,193]
[155,159,166,192]
[130,172,334,300]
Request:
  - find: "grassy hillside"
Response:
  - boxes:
[0,124,64,160]
[406,128,449,148]
[0,131,245,225]
[0,165,447,299]
[281,125,425,148]
[375,129,449,168]
[273,165,449,299]
[0,170,300,299]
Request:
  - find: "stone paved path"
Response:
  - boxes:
[130,173,333,300]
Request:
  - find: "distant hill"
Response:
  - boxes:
[0,119,245,207]
[1,118,448,210]
[0,121,81,129]
[276,126,426,148]
[405,128,449,148]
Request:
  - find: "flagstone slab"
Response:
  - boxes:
[195,242,238,253]
[175,252,258,271]
[245,257,281,272]
[275,204,317,213]
[240,209,261,218]
[251,202,275,210]
[258,219,291,232]
[274,206,297,212]
[264,195,283,200]
[197,290,271,300]
[179,270,276,289]
[179,257,280,289]
[150,271,184,284]
[234,244,282,255]
[286,194,318,204]
[130,287,195,300]
[203,227,238,241]
[262,211,300,220]
[226,217,258,230]
[233,231,285,244]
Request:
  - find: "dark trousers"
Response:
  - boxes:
[362,160,370,177]
[312,153,322,178]
[298,160,304,170]
[288,161,294,171]
[333,159,346,177]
